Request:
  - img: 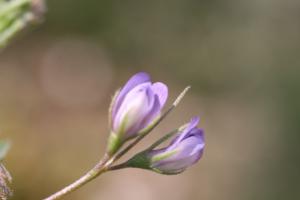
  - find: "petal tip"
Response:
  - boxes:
[151,82,168,107]
[132,72,151,81]
[189,116,200,128]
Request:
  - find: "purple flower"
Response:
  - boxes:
[148,117,205,174]
[108,72,168,152]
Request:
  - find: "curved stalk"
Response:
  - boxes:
[43,154,111,200]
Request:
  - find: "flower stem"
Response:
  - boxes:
[43,154,111,200]
[108,162,128,171]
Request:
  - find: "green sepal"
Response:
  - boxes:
[151,149,177,163]
[152,167,185,175]
[125,150,184,175]
[126,150,151,170]
[121,127,184,170]
[106,132,122,156]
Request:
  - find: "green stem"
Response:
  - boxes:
[43,154,111,200]
[108,162,128,171]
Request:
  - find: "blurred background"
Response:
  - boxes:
[0,0,299,199]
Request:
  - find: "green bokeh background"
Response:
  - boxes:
[1,0,299,199]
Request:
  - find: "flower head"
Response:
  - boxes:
[148,117,204,174]
[107,72,168,154]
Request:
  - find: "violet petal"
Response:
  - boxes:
[112,72,150,119]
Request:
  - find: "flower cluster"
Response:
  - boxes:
[43,72,206,200]
[107,72,205,174]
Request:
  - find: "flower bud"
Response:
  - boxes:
[107,72,168,155]
[126,117,205,174]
